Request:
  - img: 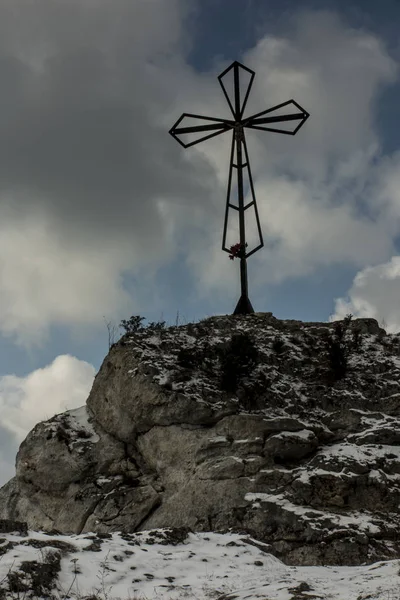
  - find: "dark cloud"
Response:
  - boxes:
[0,0,219,248]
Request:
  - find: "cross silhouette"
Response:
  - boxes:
[169,61,309,315]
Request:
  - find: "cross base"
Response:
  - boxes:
[233,295,254,315]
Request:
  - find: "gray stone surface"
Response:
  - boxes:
[1,313,400,566]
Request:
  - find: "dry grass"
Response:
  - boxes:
[0,548,146,600]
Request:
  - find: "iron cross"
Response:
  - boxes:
[169,61,309,315]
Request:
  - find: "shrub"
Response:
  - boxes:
[147,320,166,331]
[180,341,219,376]
[352,325,363,351]
[76,429,92,439]
[219,332,259,393]
[186,322,196,337]
[4,549,62,598]
[272,336,285,354]
[55,425,70,444]
[120,315,145,334]
[239,371,270,412]
[326,314,354,380]
[327,336,348,380]
[200,339,220,376]
[195,323,209,338]
[177,346,201,369]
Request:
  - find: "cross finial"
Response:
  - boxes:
[169,61,309,314]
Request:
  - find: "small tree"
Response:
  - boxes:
[352,324,363,351]
[272,336,285,354]
[326,314,353,380]
[103,316,119,350]
[147,320,166,331]
[119,315,146,334]
[177,346,201,369]
[219,332,259,393]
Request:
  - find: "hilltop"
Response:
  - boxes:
[0,311,400,595]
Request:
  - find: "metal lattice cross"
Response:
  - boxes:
[169,61,309,315]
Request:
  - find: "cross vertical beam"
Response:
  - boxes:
[233,62,240,119]
[235,125,253,314]
[232,63,253,313]
[169,60,309,315]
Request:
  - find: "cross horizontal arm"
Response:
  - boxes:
[247,125,298,135]
[243,99,308,123]
[172,112,234,126]
[173,122,230,134]
[169,112,235,148]
[247,113,304,126]
[243,99,309,136]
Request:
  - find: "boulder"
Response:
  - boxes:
[1,313,400,566]
[264,430,318,462]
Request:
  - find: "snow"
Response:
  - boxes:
[391,356,400,369]
[317,442,400,465]
[146,335,162,346]
[294,467,348,483]
[244,493,382,534]
[64,405,100,444]
[1,529,400,600]
[274,429,315,440]
[154,372,170,386]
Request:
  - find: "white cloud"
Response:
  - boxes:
[0,208,138,348]
[0,354,95,443]
[244,11,396,165]
[330,257,400,332]
[367,151,400,228]
[163,10,400,297]
[251,175,395,285]
[0,455,15,489]
[241,10,397,258]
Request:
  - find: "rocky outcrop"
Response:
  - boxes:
[1,312,400,566]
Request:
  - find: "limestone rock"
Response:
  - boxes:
[264,430,318,462]
[0,519,28,535]
[1,313,400,567]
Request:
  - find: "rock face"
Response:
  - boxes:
[1,312,400,566]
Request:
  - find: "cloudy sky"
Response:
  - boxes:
[2,0,400,485]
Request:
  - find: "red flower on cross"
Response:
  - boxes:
[229,242,248,260]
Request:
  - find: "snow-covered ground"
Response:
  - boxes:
[1,528,400,600]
